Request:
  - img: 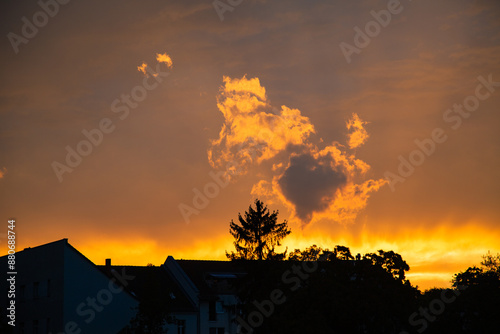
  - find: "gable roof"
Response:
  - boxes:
[97,264,196,313]
[6,239,140,301]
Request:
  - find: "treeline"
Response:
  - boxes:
[227,200,500,333]
[231,247,500,333]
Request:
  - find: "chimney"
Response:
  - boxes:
[105,258,111,269]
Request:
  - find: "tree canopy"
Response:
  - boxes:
[452,251,500,288]
[226,199,291,260]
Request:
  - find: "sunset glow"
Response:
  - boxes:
[1,0,499,294]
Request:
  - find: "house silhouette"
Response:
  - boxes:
[1,239,246,334]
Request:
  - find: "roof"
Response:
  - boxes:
[97,264,196,313]
[9,239,107,276]
[4,239,140,301]
[174,260,248,298]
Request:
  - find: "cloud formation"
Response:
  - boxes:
[208,75,315,174]
[347,113,369,149]
[277,153,347,221]
[209,76,386,225]
[137,62,148,76]
[137,52,173,77]
[156,53,173,68]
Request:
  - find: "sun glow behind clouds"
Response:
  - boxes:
[63,222,500,291]
[282,222,500,290]
[0,0,499,308]
[74,235,234,266]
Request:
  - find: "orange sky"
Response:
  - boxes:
[1,0,500,291]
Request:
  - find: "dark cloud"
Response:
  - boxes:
[278,153,347,221]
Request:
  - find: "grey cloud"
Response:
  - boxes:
[278,153,347,221]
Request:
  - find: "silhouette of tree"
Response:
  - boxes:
[288,245,354,261]
[481,251,500,273]
[363,250,410,282]
[333,245,354,260]
[239,247,418,334]
[288,244,324,261]
[226,199,291,260]
[452,251,500,288]
[452,266,485,287]
[433,252,500,333]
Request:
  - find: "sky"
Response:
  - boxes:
[1,0,499,290]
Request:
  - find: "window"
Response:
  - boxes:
[216,301,224,313]
[209,301,216,321]
[33,282,39,299]
[177,320,185,334]
[209,328,225,334]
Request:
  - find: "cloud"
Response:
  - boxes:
[346,113,369,149]
[156,53,173,68]
[208,75,315,174]
[210,76,386,225]
[277,153,347,221]
[137,62,148,76]
[252,143,386,224]
[137,52,173,77]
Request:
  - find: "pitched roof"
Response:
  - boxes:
[97,265,196,313]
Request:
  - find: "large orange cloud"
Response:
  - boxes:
[209,76,387,225]
[208,75,315,175]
